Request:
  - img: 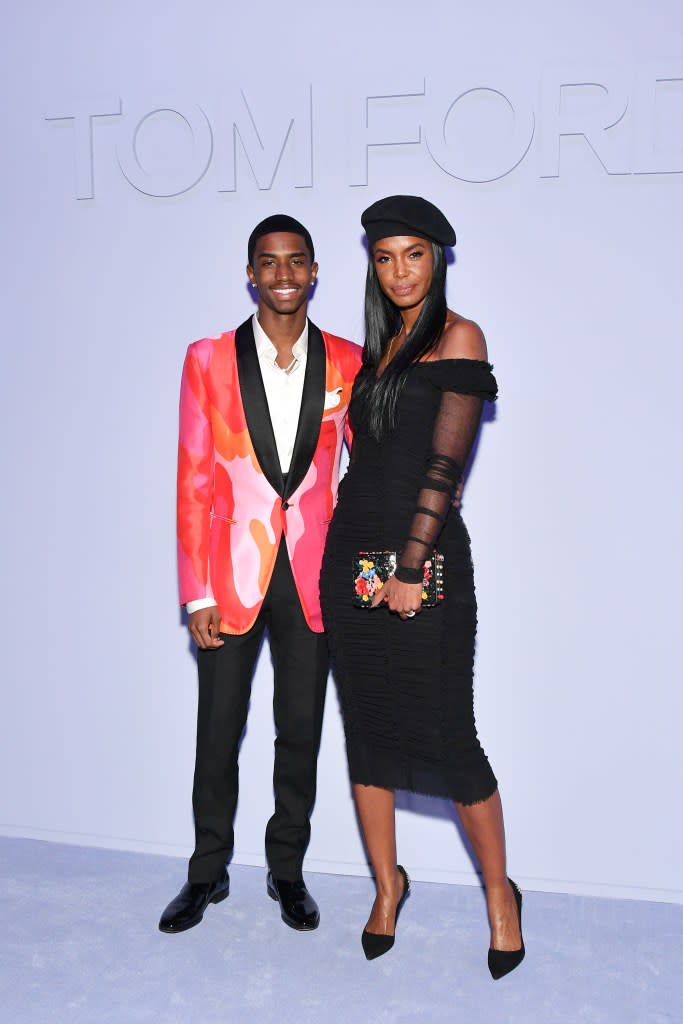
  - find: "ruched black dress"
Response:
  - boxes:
[320,359,498,804]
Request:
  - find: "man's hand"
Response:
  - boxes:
[188,606,225,649]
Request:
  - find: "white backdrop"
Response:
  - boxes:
[2,1,682,903]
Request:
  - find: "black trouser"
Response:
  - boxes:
[188,540,329,883]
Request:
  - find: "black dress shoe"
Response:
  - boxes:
[266,872,320,930]
[488,878,525,980]
[158,870,230,933]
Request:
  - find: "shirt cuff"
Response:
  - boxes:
[185,597,219,614]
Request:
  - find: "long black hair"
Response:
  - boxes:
[353,242,448,440]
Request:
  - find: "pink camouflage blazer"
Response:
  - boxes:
[177,317,361,634]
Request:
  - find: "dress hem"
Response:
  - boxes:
[348,769,498,807]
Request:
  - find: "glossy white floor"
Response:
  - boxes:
[1,837,680,1024]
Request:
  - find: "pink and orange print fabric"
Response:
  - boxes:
[177,329,361,634]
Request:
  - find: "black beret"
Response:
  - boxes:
[361,195,456,248]
[248,214,315,265]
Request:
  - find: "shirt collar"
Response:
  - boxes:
[252,313,309,366]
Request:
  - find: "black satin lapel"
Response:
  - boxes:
[284,322,326,500]
[235,317,284,496]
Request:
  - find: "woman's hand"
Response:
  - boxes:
[370,575,423,620]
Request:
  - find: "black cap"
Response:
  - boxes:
[361,195,456,248]
[247,214,315,265]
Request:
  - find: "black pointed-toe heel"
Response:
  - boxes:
[361,865,411,961]
[488,877,525,980]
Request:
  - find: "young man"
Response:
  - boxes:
[159,215,361,934]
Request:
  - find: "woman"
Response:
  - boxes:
[320,196,524,978]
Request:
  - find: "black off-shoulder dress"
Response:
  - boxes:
[320,359,498,804]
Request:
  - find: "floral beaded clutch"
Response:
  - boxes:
[352,551,445,608]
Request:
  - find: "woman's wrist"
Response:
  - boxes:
[394,565,423,585]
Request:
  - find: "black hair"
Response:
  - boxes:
[247,214,315,265]
[354,242,447,440]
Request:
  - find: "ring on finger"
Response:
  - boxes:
[406,610,416,618]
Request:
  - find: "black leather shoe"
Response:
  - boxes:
[158,870,230,933]
[266,872,320,930]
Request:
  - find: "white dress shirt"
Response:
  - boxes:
[252,312,308,473]
[186,314,308,615]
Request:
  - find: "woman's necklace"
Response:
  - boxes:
[386,327,404,362]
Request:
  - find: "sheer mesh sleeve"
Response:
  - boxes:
[394,361,496,584]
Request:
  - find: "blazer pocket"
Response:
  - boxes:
[323,387,343,410]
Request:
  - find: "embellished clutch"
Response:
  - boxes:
[352,551,445,608]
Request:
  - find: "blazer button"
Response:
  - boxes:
[281,500,290,510]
